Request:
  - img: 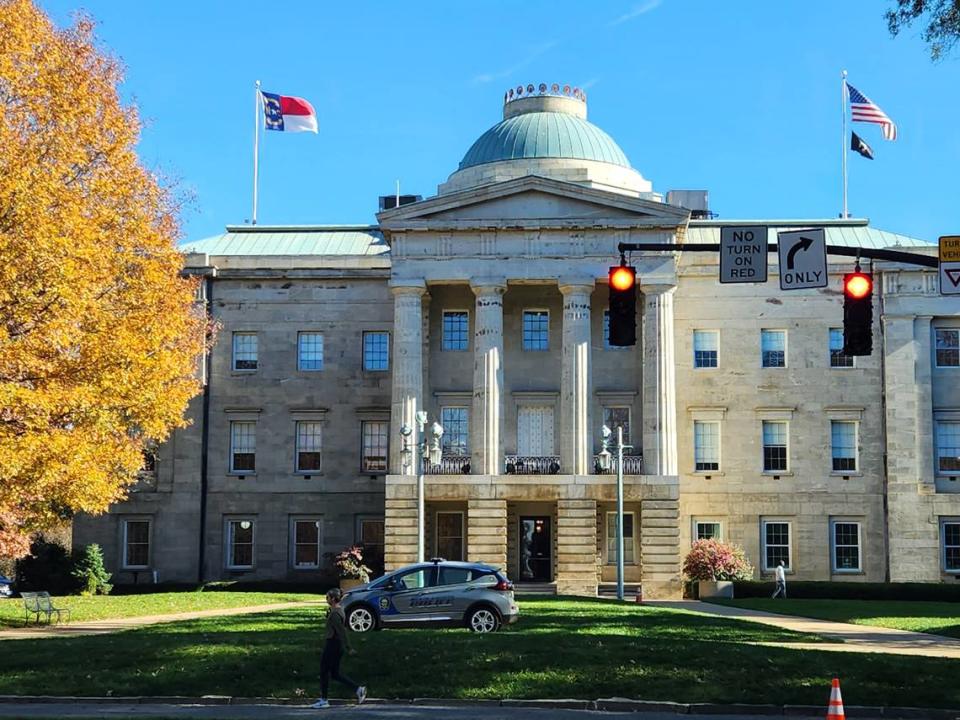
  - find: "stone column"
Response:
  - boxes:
[471,280,506,475]
[640,498,681,599]
[389,282,426,475]
[556,499,598,596]
[559,280,594,475]
[641,285,678,476]
[467,499,507,568]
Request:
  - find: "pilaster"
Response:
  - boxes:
[556,499,598,596]
[471,280,507,475]
[640,498,681,599]
[467,498,507,568]
[641,284,678,476]
[559,279,594,475]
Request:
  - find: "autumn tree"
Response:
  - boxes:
[887,0,960,60]
[0,0,207,557]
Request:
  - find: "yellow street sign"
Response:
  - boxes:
[941,236,960,262]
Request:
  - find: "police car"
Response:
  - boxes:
[340,559,519,634]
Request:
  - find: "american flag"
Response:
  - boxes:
[847,83,897,141]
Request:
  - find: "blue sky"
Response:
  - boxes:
[41,1,960,243]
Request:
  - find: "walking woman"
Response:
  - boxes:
[311,588,367,709]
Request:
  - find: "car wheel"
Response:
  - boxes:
[347,605,376,633]
[467,606,500,633]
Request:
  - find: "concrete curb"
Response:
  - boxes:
[0,695,957,717]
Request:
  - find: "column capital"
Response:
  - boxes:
[389,279,427,297]
[470,278,507,296]
[558,277,595,295]
[639,282,677,296]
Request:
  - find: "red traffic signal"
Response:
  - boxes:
[842,270,873,356]
[844,272,872,300]
[608,264,637,347]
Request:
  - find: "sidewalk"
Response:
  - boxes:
[646,600,960,659]
[0,601,321,642]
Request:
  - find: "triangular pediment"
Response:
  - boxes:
[377,175,689,231]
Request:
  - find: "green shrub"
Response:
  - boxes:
[733,580,960,601]
[15,538,75,594]
[71,544,112,596]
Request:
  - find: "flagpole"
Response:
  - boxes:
[253,80,261,225]
[841,69,848,219]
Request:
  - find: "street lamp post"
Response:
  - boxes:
[400,412,443,563]
[599,424,631,601]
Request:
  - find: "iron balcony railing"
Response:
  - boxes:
[592,454,644,475]
[423,454,472,475]
[504,455,561,475]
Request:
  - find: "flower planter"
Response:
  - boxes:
[697,580,734,599]
[339,578,364,592]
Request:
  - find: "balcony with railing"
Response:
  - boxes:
[423,454,472,475]
[504,455,561,475]
[592,454,643,475]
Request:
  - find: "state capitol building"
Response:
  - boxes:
[75,84,960,598]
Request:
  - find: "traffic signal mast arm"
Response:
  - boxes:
[616,242,939,269]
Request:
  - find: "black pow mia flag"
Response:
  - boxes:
[851,131,874,160]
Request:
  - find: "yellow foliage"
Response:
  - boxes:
[0,0,207,556]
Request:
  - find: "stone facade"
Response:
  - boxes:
[74,86,959,597]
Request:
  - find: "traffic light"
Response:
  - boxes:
[842,268,873,355]
[608,263,637,347]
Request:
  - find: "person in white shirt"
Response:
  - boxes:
[771,561,787,599]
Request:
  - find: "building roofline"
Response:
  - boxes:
[689,218,870,227]
[223,224,380,233]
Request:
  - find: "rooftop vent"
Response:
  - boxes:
[379,194,422,211]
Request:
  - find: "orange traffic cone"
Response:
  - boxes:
[826,677,845,720]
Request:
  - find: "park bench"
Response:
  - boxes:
[20,591,70,625]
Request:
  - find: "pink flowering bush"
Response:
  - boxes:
[683,539,753,581]
[334,545,372,582]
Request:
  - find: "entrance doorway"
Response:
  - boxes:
[519,516,552,582]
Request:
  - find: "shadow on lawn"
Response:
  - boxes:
[1,600,959,708]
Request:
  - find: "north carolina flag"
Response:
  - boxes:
[260,91,318,133]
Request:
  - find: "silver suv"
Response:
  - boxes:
[340,559,519,634]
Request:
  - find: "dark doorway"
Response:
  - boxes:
[519,516,552,582]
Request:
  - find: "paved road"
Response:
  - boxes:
[0,702,842,720]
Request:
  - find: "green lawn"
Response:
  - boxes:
[0,591,321,628]
[2,597,959,708]
[708,598,960,638]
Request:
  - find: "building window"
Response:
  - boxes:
[831,520,861,572]
[606,512,635,564]
[522,310,549,351]
[762,421,788,472]
[694,420,720,471]
[761,520,791,571]
[831,420,858,472]
[122,519,150,569]
[829,328,854,368]
[603,311,627,350]
[363,331,389,371]
[761,329,786,368]
[942,520,960,573]
[298,332,324,371]
[602,406,631,447]
[436,512,464,561]
[295,421,323,473]
[361,421,388,472]
[440,407,469,455]
[226,519,255,569]
[358,516,385,576]
[695,520,722,541]
[937,421,960,474]
[442,311,469,351]
[232,332,258,371]
[693,330,719,368]
[230,421,256,473]
[292,518,322,570]
[936,329,959,368]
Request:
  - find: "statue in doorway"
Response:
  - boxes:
[520,520,534,579]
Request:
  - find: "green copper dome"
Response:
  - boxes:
[458,111,631,170]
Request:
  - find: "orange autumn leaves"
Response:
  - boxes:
[0,0,208,556]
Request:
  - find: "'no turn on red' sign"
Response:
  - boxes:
[720,226,768,284]
[940,236,960,296]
